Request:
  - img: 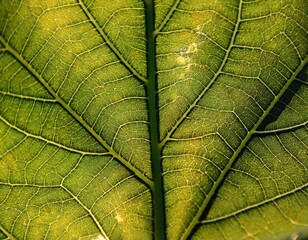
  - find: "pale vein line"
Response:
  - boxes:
[178,1,305,238]
[185,59,308,237]
[100,188,151,219]
[0,115,108,156]
[168,131,235,157]
[0,186,11,206]
[183,57,308,237]
[90,175,135,210]
[0,182,109,239]
[0,224,17,240]
[159,3,240,148]
[176,8,235,24]
[163,153,224,172]
[255,121,308,134]
[201,183,308,224]
[154,0,181,35]
[0,90,56,102]
[61,185,110,239]
[296,78,308,85]
[0,36,153,188]
[0,182,58,188]
[0,184,62,214]
[77,0,148,84]
[101,7,144,30]
[0,136,27,161]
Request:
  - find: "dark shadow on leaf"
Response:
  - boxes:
[198,65,307,231]
[257,65,307,131]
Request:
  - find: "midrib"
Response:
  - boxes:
[144,0,166,239]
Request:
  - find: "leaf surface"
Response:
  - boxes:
[0,0,307,239]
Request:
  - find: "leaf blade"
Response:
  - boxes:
[0,0,307,239]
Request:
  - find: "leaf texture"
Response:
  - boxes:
[0,0,307,239]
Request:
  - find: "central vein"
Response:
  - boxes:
[144,0,166,239]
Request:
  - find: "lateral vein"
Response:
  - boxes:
[0,115,109,156]
[62,185,110,240]
[201,182,308,224]
[181,56,308,240]
[255,120,308,134]
[179,1,241,238]
[0,224,16,240]
[159,1,241,148]
[78,0,148,84]
[0,36,153,189]
[154,0,181,35]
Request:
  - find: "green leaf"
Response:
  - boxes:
[0,0,307,239]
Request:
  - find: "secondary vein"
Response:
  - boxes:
[181,36,308,240]
[78,0,148,84]
[154,0,181,35]
[0,224,16,240]
[159,2,239,149]
[201,182,308,224]
[179,1,242,238]
[0,115,109,156]
[62,185,109,239]
[0,35,153,189]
